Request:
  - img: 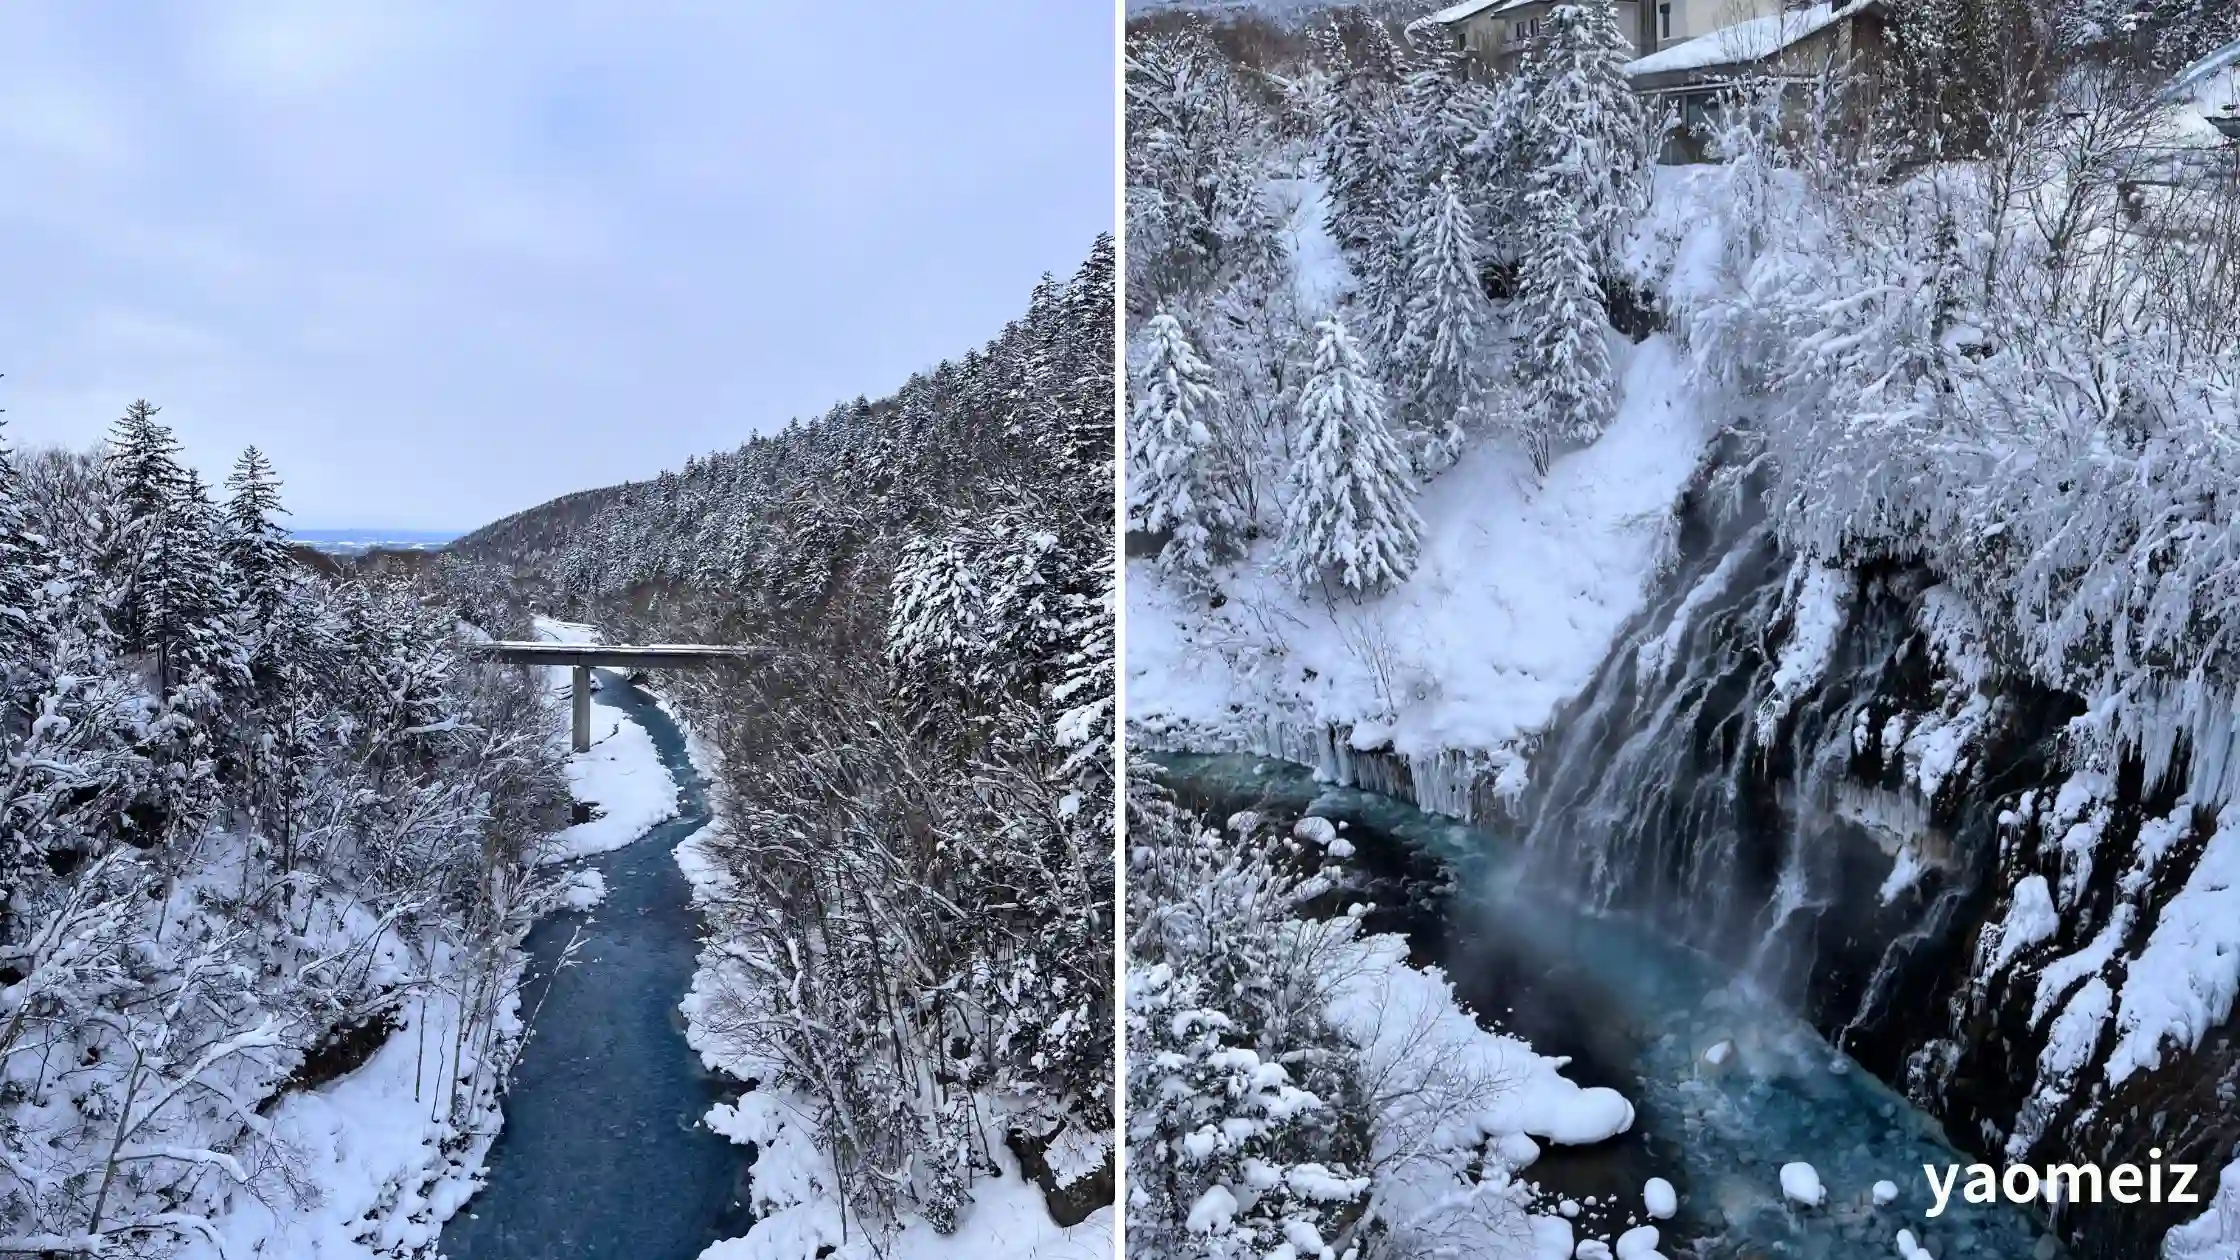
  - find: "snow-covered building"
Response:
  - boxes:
[1424,0,1860,79]
[2161,35,2240,143]
[1424,0,1652,76]
[1622,0,1889,160]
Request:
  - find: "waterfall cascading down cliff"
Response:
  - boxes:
[1504,460,2239,1260]
[1513,475,2012,1030]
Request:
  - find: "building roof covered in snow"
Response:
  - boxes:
[1623,0,1873,79]
[1423,0,1528,26]
[2161,36,2240,104]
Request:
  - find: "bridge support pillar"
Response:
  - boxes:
[572,665,592,753]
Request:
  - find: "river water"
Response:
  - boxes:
[441,671,751,1259]
[1148,751,2064,1260]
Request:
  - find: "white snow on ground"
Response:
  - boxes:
[699,1096,1109,1260]
[1273,177,1349,314]
[2166,1156,2240,1260]
[528,616,681,864]
[663,692,1112,1260]
[537,714,679,863]
[182,941,520,1260]
[1327,934,1634,1152]
[1316,930,1638,1256]
[1127,331,1708,802]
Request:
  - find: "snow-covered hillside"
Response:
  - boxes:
[1126,7,2240,1257]
[1128,327,1705,800]
[671,708,1115,1260]
[0,425,576,1255]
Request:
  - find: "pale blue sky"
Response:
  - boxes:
[0,3,1114,529]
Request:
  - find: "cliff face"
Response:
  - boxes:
[1263,461,2240,1259]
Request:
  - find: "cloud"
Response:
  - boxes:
[0,1,1114,529]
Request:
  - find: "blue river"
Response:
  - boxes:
[1148,751,2064,1260]
[441,670,752,1259]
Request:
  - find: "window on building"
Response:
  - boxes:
[1659,3,1671,40]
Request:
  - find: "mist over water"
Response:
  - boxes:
[1148,752,2063,1259]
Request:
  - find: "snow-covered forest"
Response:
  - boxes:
[1126,0,2240,1256]
[0,407,569,1254]
[452,240,1117,1257]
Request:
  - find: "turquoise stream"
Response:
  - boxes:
[440,671,750,1259]
[1148,751,2063,1260]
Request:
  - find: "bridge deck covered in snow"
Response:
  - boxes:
[468,641,770,750]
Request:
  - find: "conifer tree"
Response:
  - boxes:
[101,400,187,654]
[1396,174,1491,475]
[0,416,41,670]
[1277,317,1423,595]
[143,469,241,699]
[1516,189,1615,472]
[225,446,293,627]
[1319,58,1400,264]
[1395,36,1487,200]
[1520,0,1650,273]
[1508,0,1642,471]
[1128,310,1237,580]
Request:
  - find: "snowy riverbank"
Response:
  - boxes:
[661,694,1115,1260]
[178,622,682,1259]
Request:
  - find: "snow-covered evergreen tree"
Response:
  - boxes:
[1316,53,1413,356]
[100,399,188,656]
[1506,0,1644,471]
[1128,309,1239,579]
[143,468,244,699]
[1318,59,1400,265]
[1518,0,1650,274]
[0,418,43,678]
[224,445,293,627]
[1277,317,1424,596]
[1394,174,1491,475]
[1515,188,1616,471]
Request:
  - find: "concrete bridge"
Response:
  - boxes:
[469,641,771,751]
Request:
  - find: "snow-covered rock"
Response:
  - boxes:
[1643,1177,1677,1219]
[1517,1084,1636,1145]
[1528,1213,1576,1260]
[1872,1179,1899,1206]
[560,868,607,910]
[1781,1161,1827,1207]
[1614,1224,1665,1260]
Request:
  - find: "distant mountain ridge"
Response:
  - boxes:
[290,527,462,556]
